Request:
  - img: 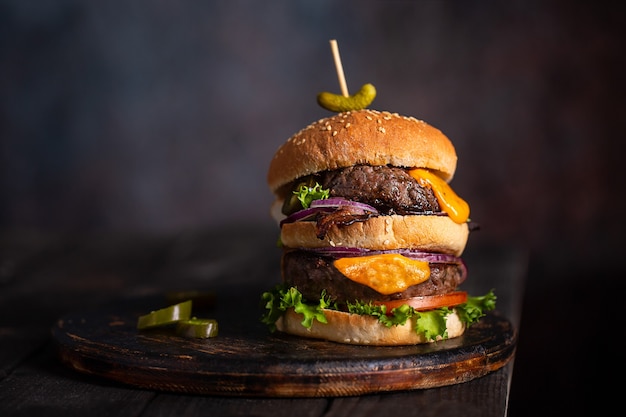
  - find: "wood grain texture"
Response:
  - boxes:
[51,294,516,397]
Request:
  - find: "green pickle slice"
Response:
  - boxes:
[137,300,192,329]
[317,83,376,112]
[176,318,219,339]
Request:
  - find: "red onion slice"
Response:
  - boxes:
[280,197,379,226]
[303,246,463,264]
[279,206,334,226]
[310,197,378,213]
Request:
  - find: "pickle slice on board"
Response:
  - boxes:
[176,318,219,339]
[137,300,192,329]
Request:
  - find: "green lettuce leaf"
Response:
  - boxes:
[455,289,497,326]
[260,286,496,341]
[260,285,333,332]
[414,308,451,340]
[294,182,329,209]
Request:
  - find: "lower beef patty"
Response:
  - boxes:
[282,250,466,306]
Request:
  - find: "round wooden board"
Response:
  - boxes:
[51,294,516,397]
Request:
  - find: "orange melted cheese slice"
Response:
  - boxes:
[333,253,430,295]
[408,168,470,224]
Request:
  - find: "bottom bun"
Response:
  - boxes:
[275,308,465,346]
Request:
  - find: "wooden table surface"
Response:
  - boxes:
[0,225,526,417]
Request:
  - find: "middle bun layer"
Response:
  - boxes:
[281,214,469,257]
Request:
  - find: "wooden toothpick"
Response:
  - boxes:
[330,40,349,97]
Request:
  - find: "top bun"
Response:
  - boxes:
[267,109,458,194]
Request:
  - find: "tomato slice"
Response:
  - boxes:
[375,291,468,312]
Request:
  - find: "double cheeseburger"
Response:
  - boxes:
[261,109,495,345]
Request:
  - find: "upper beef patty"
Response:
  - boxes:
[283,165,441,216]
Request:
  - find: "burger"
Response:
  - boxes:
[260,108,495,346]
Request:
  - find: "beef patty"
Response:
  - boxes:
[283,165,441,216]
[282,250,467,307]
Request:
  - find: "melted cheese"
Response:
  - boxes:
[408,168,470,224]
[333,253,430,295]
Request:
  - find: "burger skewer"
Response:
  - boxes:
[329,39,350,97]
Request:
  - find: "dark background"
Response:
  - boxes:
[1,1,624,414]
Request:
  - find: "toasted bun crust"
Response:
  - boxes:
[267,109,458,194]
[281,214,469,257]
[276,308,465,346]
